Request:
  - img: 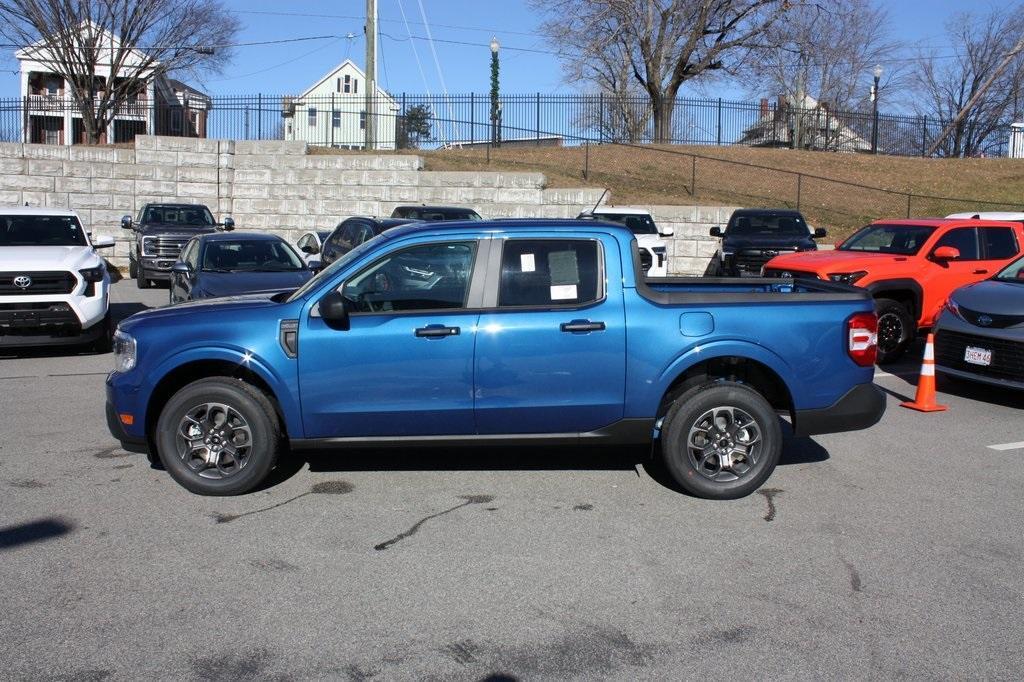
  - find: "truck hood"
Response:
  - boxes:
[952,279,1024,315]
[767,249,901,273]
[196,270,312,298]
[723,235,816,251]
[138,224,219,236]
[635,234,665,247]
[0,245,99,271]
[118,293,285,332]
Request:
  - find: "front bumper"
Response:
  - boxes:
[933,314,1024,390]
[139,257,176,279]
[792,383,886,437]
[105,382,149,453]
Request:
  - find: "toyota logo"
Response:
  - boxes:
[764,250,778,257]
[12,275,32,289]
[977,314,993,327]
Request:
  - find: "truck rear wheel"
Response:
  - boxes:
[875,298,914,364]
[155,378,280,495]
[660,382,782,499]
[128,258,138,280]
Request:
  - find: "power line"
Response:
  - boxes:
[231,9,538,38]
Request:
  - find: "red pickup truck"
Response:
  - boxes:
[764,218,1024,362]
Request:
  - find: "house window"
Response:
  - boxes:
[332,110,341,128]
[359,110,366,130]
[45,77,60,96]
[336,77,341,93]
[44,127,59,145]
[171,109,182,133]
[344,75,351,93]
[308,107,317,127]
[353,79,358,94]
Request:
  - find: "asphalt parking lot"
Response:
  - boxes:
[2,281,1023,679]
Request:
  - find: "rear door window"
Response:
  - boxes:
[498,239,602,307]
[934,227,980,260]
[980,227,1019,260]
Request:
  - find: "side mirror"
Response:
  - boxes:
[301,242,319,255]
[813,228,827,239]
[222,217,235,231]
[306,259,321,271]
[932,246,961,261]
[659,226,675,237]
[709,226,722,238]
[171,262,191,275]
[92,234,115,249]
[121,215,133,230]
[320,290,350,330]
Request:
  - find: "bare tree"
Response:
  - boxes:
[573,51,652,142]
[744,0,897,112]
[913,6,1024,157]
[0,0,239,144]
[533,0,791,143]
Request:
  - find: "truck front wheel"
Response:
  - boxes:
[875,298,914,364]
[660,382,782,499]
[155,378,280,495]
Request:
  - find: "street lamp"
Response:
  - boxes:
[490,36,501,147]
[871,64,883,154]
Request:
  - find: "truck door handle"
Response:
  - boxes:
[560,320,606,333]
[415,325,460,338]
[973,269,989,274]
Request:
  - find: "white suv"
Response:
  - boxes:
[0,207,115,351]
[577,206,673,277]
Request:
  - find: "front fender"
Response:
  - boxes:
[138,344,302,439]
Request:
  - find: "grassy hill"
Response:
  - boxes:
[416,144,1024,240]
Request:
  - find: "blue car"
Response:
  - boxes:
[168,232,313,304]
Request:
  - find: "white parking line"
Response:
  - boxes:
[874,371,894,378]
[987,442,1024,451]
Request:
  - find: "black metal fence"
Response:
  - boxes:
[0,93,1008,157]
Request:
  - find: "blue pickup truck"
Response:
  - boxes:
[106,219,884,499]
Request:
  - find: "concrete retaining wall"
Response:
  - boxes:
[0,135,725,275]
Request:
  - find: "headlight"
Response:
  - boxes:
[79,264,106,283]
[828,271,867,285]
[142,237,155,256]
[113,330,137,372]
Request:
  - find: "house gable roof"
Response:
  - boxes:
[296,58,394,102]
[15,20,159,73]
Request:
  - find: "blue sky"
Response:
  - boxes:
[0,0,974,100]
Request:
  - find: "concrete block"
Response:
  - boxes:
[44,192,69,208]
[0,190,22,205]
[28,159,64,176]
[233,154,307,170]
[55,177,92,193]
[91,178,134,194]
[176,166,219,183]
[156,136,219,154]
[495,188,543,204]
[233,184,270,199]
[113,163,175,181]
[135,150,178,166]
[695,239,718,258]
[382,185,421,203]
[232,169,270,184]
[0,158,25,174]
[23,144,70,160]
[177,151,218,167]
[93,209,132,226]
[22,191,47,207]
[69,192,112,209]
[68,146,135,164]
[63,160,113,178]
[0,174,55,192]
[235,140,308,156]
[177,182,218,198]
[542,188,606,206]
[0,142,25,157]
[135,179,176,195]
[134,135,159,151]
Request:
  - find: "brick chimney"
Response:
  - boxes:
[760,98,769,118]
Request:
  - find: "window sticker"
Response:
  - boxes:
[550,284,577,300]
[520,253,536,272]
[548,250,580,285]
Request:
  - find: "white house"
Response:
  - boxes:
[283,59,398,150]
[739,94,871,153]
[16,21,210,145]
[1010,122,1024,159]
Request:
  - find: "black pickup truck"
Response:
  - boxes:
[122,204,234,288]
[707,209,826,277]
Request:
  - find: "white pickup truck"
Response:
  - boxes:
[0,207,115,351]
[576,206,673,277]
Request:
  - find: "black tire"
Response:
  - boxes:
[155,377,281,495]
[128,258,138,280]
[89,312,113,354]
[136,267,150,289]
[704,255,724,277]
[875,298,914,364]
[660,381,782,500]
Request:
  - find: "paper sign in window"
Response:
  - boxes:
[520,253,536,272]
[548,250,579,285]
[550,284,577,300]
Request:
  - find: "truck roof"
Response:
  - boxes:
[873,218,1024,227]
[381,218,631,241]
[588,206,652,216]
[0,206,81,217]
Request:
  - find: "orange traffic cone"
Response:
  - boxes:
[900,333,948,412]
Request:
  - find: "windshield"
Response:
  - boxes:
[727,214,808,237]
[286,233,388,302]
[594,213,658,235]
[202,239,304,272]
[838,223,936,255]
[995,255,1024,282]
[143,205,215,226]
[0,215,88,246]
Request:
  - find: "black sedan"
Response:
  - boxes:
[320,217,420,268]
[169,232,314,304]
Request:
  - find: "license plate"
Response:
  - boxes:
[964,346,992,366]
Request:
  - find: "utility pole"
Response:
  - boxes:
[364,0,377,150]
[925,34,1024,157]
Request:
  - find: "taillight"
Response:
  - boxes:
[847,312,878,367]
